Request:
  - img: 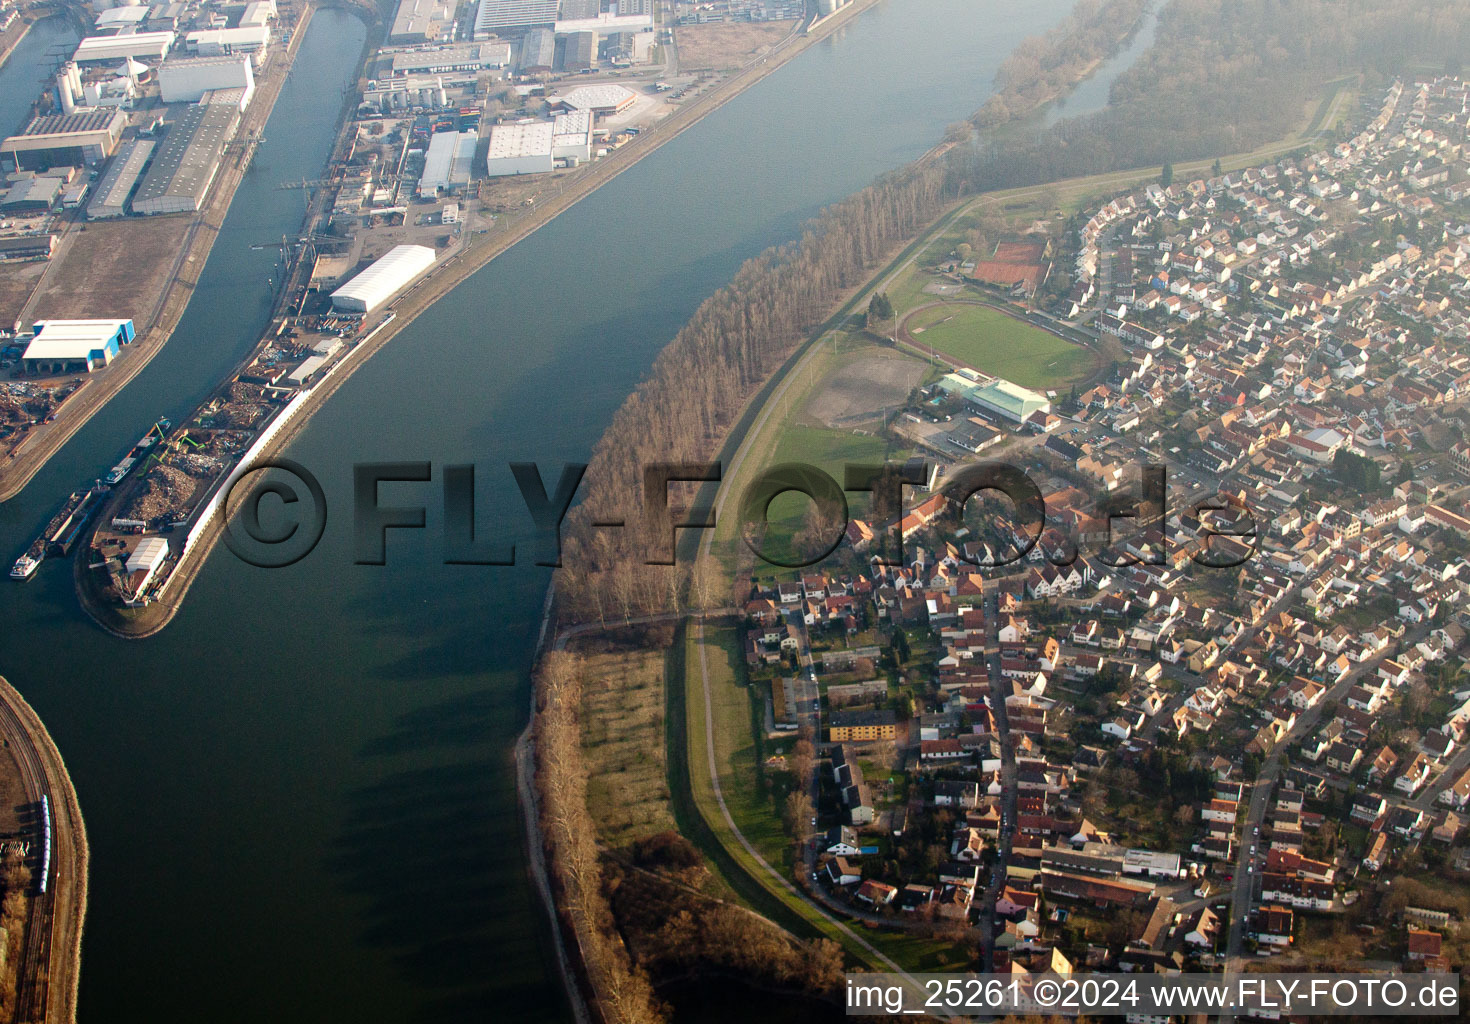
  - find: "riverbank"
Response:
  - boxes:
[0,16,34,71]
[72,0,885,640]
[0,1,321,505]
[0,675,87,1024]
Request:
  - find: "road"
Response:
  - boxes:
[979,584,1017,972]
[691,618,919,979]
[1217,621,1433,1024]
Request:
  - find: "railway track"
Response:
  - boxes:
[0,692,55,1023]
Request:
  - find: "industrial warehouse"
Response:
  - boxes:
[158,54,256,105]
[330,245,438,312]
[0,109,128,171]
[20,320,136,376]
[85,139,155,219]
[417,129,479,195]
[132,103,242,215]
[484,111,591,175]
[0,0,788,501]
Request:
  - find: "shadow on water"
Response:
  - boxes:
[329,690,547,1024]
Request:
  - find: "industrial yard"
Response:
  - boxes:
[0,0,311,500]
[11,0,872,630]
[0,0,765,492]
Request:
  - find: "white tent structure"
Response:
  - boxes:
[123,536,169,605]
[329,244,436,312]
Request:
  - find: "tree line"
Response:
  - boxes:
[553,0,1470,626]
[534,651,845,1022]
[534,652,664,1023]
[972,0,1151,128]
[555,161,955,621]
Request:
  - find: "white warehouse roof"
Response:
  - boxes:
[487,120,553,160]
[22,319,131,360]
[74,32,175,63]
[330,245,436,312]
[126,536,170,575]
[554,83,636,114]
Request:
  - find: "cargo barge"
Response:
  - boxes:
[103,418,171,486]
[10,484,106,580]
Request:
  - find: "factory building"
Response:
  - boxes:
[122,536,169,605]
[86,138,155,218]
[0,235,58,261]
[132,103,240,215]
[553,11,651,34]
[517,28,556,74]
[147,4,187,31]
[73,31,175,65]
[551,110,591,161]
[93,6,150,34]
[562,30,596,72]
[184,25,271,61]
[330,244,437,313]
[418,129,478,196]
[484,120,553,176]
[199,86,253,113]
[159,54,254,104]
[62,62,144,110]
[21,319,135,375]
[0,175,64,214]
[552,82,636,118]
[388,0,456,44]
[0,109,128,170]
[484,110,590,176]
[239,1,276,28]
[474,0,559,37]
[388,41,513,76]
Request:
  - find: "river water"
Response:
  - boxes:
[0,16,81,140]
[1041,1,1159,126]
[0,2,1079,1021]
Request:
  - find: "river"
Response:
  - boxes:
[0,2,1077,1021]
[0,16,81,139]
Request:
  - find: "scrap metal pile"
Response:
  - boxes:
[122,463,199,522]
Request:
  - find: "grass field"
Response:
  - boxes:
[702,332,916,578]
[698,624,792,869]
[905,302,1095,389]
[575,638,678,848]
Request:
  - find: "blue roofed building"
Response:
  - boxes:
[21,318,135,375]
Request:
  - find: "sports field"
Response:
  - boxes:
[905,302,1096,389]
